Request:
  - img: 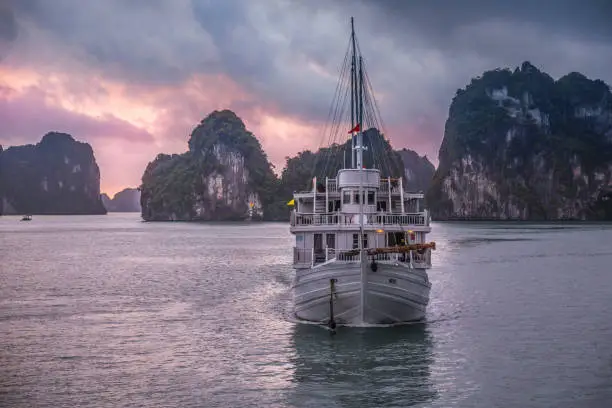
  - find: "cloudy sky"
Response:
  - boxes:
[1,0,611,196]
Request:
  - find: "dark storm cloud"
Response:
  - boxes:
[3,0,612,160]
[10,0,220,85]
[189,0,347,121]
[8,0,341,120]
[0,2,17,40]
[350,0,612,80]
[356,0,612,45]
[0,1,18,60]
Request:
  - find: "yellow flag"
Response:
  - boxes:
[287,199,295,206]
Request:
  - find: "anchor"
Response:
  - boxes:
[328,278,337,335]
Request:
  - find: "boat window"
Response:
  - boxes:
[367,191,375,205]
[387,232,405,246]
[353,191,366,204]
[343,190,351,204]
[352,233,368,249]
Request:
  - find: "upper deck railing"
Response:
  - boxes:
[290,211,429,227]
[327,179,337,193]
[293,247,432,268]
[379,179,402,194]
[294,177,413,195]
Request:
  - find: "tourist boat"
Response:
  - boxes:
[289,18,435,326]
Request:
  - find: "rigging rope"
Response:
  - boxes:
[308,24,397,184]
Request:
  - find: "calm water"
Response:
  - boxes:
[1,214,612,407]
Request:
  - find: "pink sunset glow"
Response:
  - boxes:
[0,66,326,196]
[2,1,611,196]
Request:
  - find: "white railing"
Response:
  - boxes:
[368,248,433,268]
[411,249,432,267]
[291,213,342,226]
[293,247,432,268]
[379,179,402,194]
[294,177,426,196]
[326,248,361,262]
[327,179,338,193]
[293,247,362,266]
[291,212,428,227]
[366,213,427,225]
[293,247,313,267]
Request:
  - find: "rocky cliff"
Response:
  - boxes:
[139,112,432,222]
[427,62,612,220]
[276,127,407,200]
[0,132,107,215]
[140,110,278,221]
[102,188,141,212]
[396,148,435,193]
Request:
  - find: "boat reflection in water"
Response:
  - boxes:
[288,323,437,407]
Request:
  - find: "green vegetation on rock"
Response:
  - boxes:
[140,110,280,221]
[140,111,432,222]
[428,61,612,220]
[276,128,406,198]
[0,132,107,215]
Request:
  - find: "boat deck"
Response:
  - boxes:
[293,247,432,269]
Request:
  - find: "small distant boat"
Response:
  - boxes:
[20,215,32,221]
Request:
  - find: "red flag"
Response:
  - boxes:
[348,123,360,133]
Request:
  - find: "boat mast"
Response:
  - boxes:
[350,17,357,169]
[349,19,364,170]
[357,57,364,169]
[358,52,366,323]
[349,18,367,324]
[349,21,365,237]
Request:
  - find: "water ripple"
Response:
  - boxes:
[1,214,611,407]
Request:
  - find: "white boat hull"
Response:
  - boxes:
[292,260,431,326]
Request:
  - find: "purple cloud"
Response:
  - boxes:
[0,85,154,146]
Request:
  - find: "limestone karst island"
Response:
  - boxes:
[3,5,612,407]
[1,62,611,221]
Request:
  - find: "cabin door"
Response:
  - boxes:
[314,233,323,251]
[326,233,335,250]
[314,233,326,263]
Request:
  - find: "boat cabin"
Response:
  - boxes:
[290,168,432,268]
